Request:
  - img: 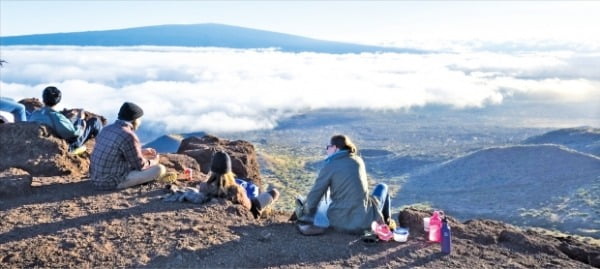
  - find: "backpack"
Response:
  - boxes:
[235,178,259,199]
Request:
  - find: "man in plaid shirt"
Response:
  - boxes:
[90,102,165,190]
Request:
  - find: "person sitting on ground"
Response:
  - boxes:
[28,86,103,153]
[297,134,391,235]
[199,150,280,218]
[90,102,166,190]
[0,97,27,123]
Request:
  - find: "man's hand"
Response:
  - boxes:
[142,148,157,158]
[142,148,159,165]
[148,154,160,166]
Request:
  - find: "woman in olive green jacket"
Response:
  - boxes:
[300,134,390,234]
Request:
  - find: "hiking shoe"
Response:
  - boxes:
[297,224,325,236]
[159,172,178,184]
[250,189,279,219]
[361,231,380,244]
[69,145,87,156]
[268,188,280,202]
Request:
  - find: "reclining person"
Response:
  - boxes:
[28,86,102,153]
[90,102,166,190]
[297,134,391,235]
[199,151,280,218]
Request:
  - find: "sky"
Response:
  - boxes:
[1,1,599,139]
[2,1,600,46]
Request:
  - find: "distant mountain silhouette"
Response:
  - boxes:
[522,127,600,156]
[143,131,208,154]
[0,23,423,54]
[143,134,186,154]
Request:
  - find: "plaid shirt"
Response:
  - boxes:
[90,120,149,189]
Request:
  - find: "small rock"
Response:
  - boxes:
[0,168,32,197]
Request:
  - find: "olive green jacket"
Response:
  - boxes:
[304,150,382,233]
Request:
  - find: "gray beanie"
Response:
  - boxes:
[118,102,144,121]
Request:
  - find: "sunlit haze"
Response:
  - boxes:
[1,1,599,136]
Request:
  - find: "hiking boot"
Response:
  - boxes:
[268,188,280,201]
[250,188,280,219]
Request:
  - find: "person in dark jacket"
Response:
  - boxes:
[298,134,390,235]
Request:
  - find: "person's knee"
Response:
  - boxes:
[88,117,103,131]
[373,183,388,195]
[13,103,27,122]
[158,164,166,176]
[151,164,166,180]
[13,103,25,113]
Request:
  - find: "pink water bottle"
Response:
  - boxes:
[183,168,193,181]
[428,211,442,242]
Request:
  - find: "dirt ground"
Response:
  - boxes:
[0,176,598,268]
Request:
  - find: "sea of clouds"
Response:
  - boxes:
[0,45,598,137]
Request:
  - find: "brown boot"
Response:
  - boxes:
[250,188,280,219]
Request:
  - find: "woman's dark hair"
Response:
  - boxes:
[330,134,357,154]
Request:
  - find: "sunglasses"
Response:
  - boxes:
[326,145,334,150]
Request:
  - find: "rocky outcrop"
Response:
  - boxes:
[0,99,108,178]
[0,168,32,197]
[18,98,43,114]
[177,135,262,188]
[62,108,108,126]
[159,153,207,181]
[399,208,600,267]
[0,122,90,178]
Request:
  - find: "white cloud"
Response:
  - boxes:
[0,46,598,136]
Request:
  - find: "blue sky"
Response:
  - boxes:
[2,1,600,45]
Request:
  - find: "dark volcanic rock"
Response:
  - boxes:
[399,207,600,267]
[498,229,565,257]
[18,98,43,114]
[159,153,207,181]
[61,108,108,126]
[0,122,89,178]
[177,135,262,188]
[398,208,463,238]
[557,236,600,267]
[0,168,32,197]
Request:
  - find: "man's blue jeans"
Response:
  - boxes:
[313,183,391,228]
[0,98,27,122]
[68,117,103,150]
[372,183,391,223]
